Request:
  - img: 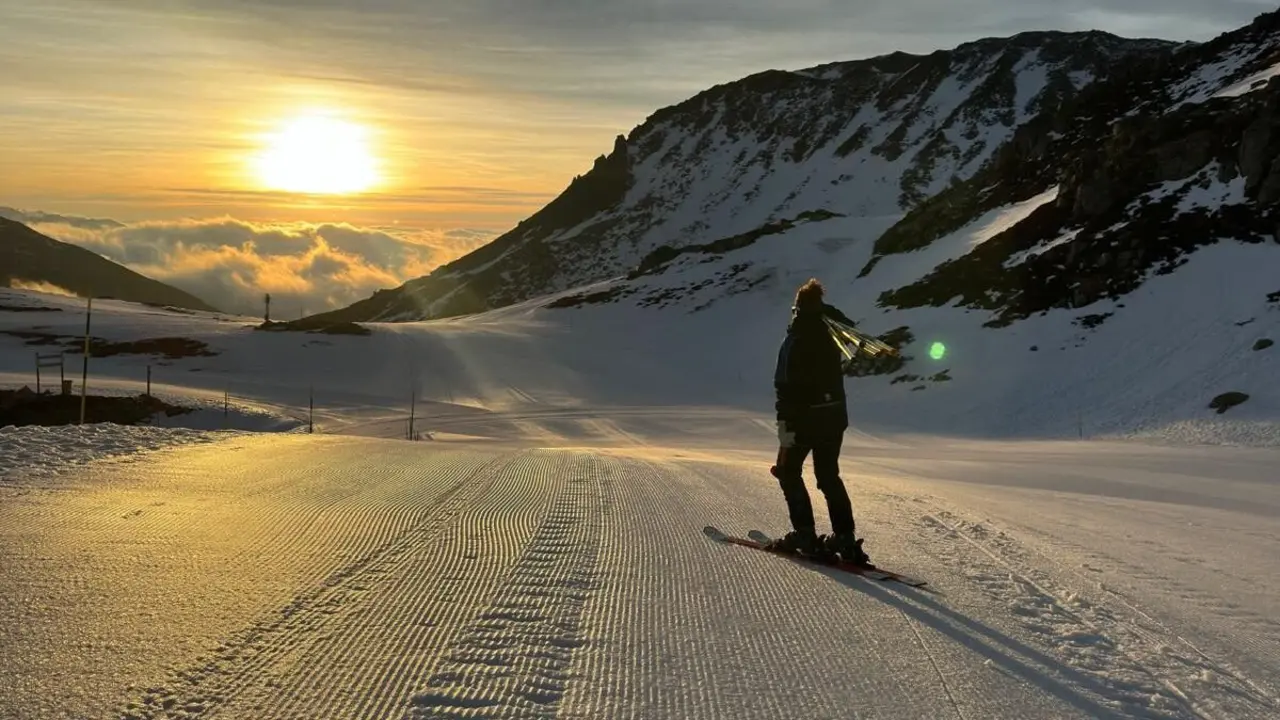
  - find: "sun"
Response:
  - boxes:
[254,112,380,194]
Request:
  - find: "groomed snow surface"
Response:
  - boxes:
[3,430,1278,720]
[2,251,1278,720]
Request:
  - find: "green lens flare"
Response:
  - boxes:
[929,342,947,360]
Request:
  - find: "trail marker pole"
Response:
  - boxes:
[409,388,416,440]
[79,297,92,425]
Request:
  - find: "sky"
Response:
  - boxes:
[0,0,1271,315]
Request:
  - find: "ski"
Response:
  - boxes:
[702,525,928,588]
[747,530,928,587]
[823,316,899,359]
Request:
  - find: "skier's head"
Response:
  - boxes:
[793,278,825,315]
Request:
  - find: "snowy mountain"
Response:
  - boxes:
[309,29,1175,323]
[0,217,218,312]
[283,11,1280,446]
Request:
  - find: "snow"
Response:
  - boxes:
[1214,60,1280,99]
[1123,164,1250,220]
[1167,39,1280,110]
[1005,228,1081,267]
[855,185,1059,291]
[968,185,1059,247]
[0,424,242,483]
[582,44,1093,281]
[1176,172,1247,214]
[1013,49,1050,123]
[2,420,1278,719]
[1,183,1279,718]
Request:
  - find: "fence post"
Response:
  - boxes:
[34,353,40,394]
[146,365,152,398]
[309,385,314,434]
[408,388,416,440]
[79,297,92,425]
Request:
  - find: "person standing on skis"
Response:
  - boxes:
[766,278,870,565]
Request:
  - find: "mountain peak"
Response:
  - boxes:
[312,16,1276,325]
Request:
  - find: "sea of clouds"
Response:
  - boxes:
[2,207,495,317]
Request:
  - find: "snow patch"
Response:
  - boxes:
[1004,228,1080,267]
[1214,60,1280,99]
[966,186,1060,249]
[1126,163,1248,217]
[0,424,241,483]
[1177,173,1247,214]
[1012,50,1049,122]
[1168,44,1270,109]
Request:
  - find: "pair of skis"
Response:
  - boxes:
[823,316,899,360]
[702,525,928,588]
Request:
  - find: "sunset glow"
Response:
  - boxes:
[253,112,380,194]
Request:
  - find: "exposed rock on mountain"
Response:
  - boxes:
[868,12,1280,326]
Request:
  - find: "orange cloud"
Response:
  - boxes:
[26,215,495,317]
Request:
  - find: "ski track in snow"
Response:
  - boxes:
[911,507,1276,720]
[2,427,1279,719]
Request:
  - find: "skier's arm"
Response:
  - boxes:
[774,334,810,422]
[823,303,854,327]
[768,335,798,420]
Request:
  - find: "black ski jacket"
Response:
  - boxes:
[774,304,849,436]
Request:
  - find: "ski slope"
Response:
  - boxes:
[1,286,1279,719]
[2,430,1278,719]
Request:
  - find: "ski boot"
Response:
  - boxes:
[765,527,822,555]
[824,533,873,567]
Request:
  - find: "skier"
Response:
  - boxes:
[766,278,871,565]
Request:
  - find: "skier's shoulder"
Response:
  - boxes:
[822,302,854,326]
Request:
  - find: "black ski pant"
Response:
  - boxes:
[775,431,855,537]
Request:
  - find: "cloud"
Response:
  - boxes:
[27,215,496,317]
[9,279,79,298]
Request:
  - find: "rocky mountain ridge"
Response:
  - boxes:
[310,28,1182,324]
